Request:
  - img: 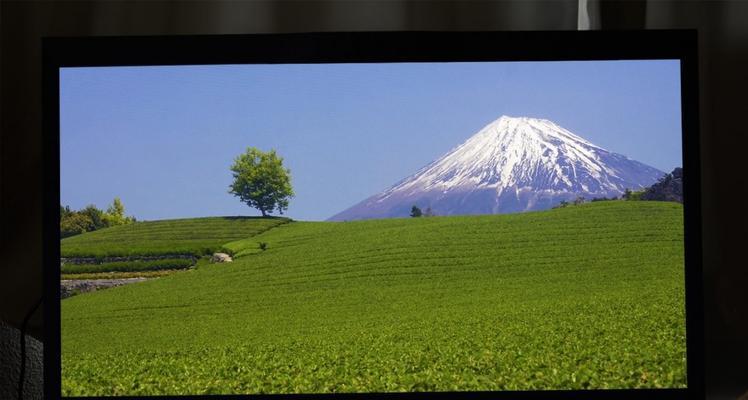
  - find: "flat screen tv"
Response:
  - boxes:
[42,31,702,399]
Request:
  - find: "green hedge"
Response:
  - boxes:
[61,258,194,274]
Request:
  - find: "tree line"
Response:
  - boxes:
[554,167,683,209]
[410,205,436,217]
[60,197,136,238]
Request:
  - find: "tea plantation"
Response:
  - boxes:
[61,201,686,396]
[61,216,290,258]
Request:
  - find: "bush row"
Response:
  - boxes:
[61,246,228,259]
[61,270,182,280]
[61,258,194,274]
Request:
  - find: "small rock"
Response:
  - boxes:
[211,253,233,263]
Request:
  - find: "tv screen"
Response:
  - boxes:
[43,31,702,399]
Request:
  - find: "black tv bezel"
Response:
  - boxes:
[43,30,703,400]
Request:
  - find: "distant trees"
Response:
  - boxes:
[104,197,129,226]
[551,169,684,211]
[411,205,437,217]
[622,189,645,201]
[553,196,585,209]
[620,188,644,201]
[618,169,683,203]
[80,204,106,230]
[60,211,94,237]
[640,167,683,203]
[60,197,136,238]
[554,200,570,209]
[229,147,294,217]
[630,191,645,201]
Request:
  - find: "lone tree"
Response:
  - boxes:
[229,147,294,216]
[410,205,422,217]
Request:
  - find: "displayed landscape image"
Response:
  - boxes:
[59,61,686,396]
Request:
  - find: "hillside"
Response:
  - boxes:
[641,167,683,203]
[61,216,290,257]
[61,201,686,395]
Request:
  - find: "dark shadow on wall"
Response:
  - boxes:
[0,321,43,400]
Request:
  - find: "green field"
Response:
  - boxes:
[61,216,290,257]
[61,258,195,274]
[61,270,183,280]
[61,201,686,396]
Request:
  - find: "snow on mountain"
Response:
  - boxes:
[328,116,665,221]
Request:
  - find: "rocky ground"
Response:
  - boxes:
[60,278,149,299]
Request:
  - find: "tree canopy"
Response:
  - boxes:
[229,147,294,217]
[60,198,136,238]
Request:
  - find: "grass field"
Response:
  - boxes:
[61,216,290,257]
[61,201,686,396]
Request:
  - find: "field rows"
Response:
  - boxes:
[61,258,195,274]
[61,216,289,257]
[61,201,686,395]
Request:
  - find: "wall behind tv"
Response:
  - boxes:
[1,1,746,399]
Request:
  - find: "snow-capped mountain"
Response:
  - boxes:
[328,116,665,221]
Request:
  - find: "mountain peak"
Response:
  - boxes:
[329,116,665,220]
[496,114,543,123]
[481,115,599,148]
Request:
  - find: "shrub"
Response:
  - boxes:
[627,190,645,201]
[61,213,95,238]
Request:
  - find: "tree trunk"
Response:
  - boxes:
[260,209,267,217]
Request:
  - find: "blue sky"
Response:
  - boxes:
[60,60,682,221]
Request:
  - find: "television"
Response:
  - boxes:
[43,31,702,399]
